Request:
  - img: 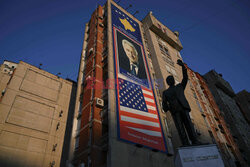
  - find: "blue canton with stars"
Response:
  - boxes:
[119,79,148,112]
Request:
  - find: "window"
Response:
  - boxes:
[170,68,177,76]
[165,65,177,78]
[165,65,171,73]
[196,101,203,113]
[164,47,169,55]
[159,43,169,56]
[162,56,174,66]
[77,119,81,130]
[75,136,79,149]
[157,35,174,66]
[193,92,198,99]
[148,53,152,59]
[159,43,163,49]
[144,40,149,51]
[160,48,174,66]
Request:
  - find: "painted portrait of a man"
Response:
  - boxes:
[122,39,140,76]
[116,30,148,85]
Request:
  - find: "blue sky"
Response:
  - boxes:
[0,0,249,93]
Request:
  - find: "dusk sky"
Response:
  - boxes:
[0,0,249,93]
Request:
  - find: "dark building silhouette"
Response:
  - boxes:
[204,70,250,165]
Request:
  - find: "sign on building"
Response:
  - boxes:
[175,144,224,167]
[111,4,167,152]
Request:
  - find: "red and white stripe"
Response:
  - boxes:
[141,86,157,114]
[120,86,162,137]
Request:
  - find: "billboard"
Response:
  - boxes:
[111,3,167,152]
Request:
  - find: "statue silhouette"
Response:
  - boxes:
[162,59,198,146]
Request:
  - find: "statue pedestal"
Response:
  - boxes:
[175,144,224,167]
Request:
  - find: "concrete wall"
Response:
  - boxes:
[0,61,75,167]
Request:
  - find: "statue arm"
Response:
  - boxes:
[181,65,188,89]
[177,59,188,89]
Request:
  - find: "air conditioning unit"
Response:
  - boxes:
[96,98,104,107]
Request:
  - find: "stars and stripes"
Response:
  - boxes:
[119,79,147,111]
[118,78,162,138]
[112,3,167,151]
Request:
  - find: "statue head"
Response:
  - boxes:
[166,75,175,86]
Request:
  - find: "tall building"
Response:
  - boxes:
[71,1,226,167]
[186,66,246,166]
[0,60,76,167]
[235,90,250,124]
[72,4,107,167]
[204,70,250,165]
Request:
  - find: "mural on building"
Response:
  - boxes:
[112,4,167,152]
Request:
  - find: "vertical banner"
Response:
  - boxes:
[111,4,167,152]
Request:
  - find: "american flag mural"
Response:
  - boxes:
[112,4,167,152]
[118,78,166,151]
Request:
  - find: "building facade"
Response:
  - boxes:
[204,70,250,165]
[0,61,76,167]
[72,4,107,167]
[235,90,250,124]
[186,66,246,166]
[71,1,227,167]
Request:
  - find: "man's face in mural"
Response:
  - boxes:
[122,40,138,64]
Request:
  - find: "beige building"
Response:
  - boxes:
[0,61,76,167]
[142,12,214,149]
